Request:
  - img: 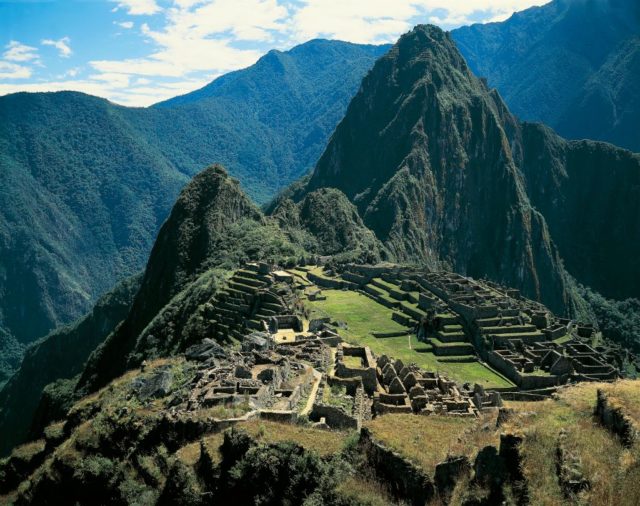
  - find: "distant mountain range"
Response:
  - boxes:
[0,40,388,384]
[452,0,640,152]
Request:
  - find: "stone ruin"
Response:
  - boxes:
[373,354,493,417]
[166,337,328,423]
[177,260,630,431]
[308,343,502,430]
[409,270,623,391]
[302,263,629,396]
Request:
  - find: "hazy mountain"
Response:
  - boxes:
[0,274,140,456]
[0,40,387,381]
[452,0,640,152]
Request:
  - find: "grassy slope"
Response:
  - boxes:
[308,289,513,388]
[504,381,640,505]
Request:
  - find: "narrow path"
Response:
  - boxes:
[300,368,322,416]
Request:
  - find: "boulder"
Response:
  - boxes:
[132,367,173,401]
[185,338,227,362]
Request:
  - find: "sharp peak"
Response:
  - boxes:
[396,24,455,47]
[184,164,243,192]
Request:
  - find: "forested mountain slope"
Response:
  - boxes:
[452,0,640,152]
[294,25,640,317]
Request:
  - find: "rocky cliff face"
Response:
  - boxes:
[303,25,574,314]
[515,123,640,301]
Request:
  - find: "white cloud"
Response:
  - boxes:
[0,76,210,106]
[289,0,548,44]
[0,0,549,106]
[290,1,420,44]
[91,0,284,79]
[112,0,162,16]
[42,37,72,58]
[3,41,39,62]
[0,61,32,79]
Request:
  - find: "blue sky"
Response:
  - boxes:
[0,0,547,106]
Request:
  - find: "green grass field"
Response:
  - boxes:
[308,290,514,388]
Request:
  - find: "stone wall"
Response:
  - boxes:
[595,389,638,447]
[309,404,358,430]
[358,428,435,506]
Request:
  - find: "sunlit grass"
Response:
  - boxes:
[308,290,513,388]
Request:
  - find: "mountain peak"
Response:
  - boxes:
[303,21,572,314]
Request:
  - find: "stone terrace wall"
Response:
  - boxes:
[358,428,435,506]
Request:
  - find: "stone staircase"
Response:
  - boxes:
[206,264,288,341]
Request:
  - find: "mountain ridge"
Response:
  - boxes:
[296,25,577,315]
[0,40,386,380]
[451,0,640,152]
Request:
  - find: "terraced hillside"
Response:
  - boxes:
[294,264,633,394]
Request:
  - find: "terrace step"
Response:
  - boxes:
[256,308,277,317]
[221,301,250,313]
[476,316,521,327]
[213,307,239,319]
[228,281,258,295]
[399,302,426,321]
[480,324,537,335]
[233,275,267,288]
[223,287,251,300]
[262,302,284,313]
[436,330,467,343]
[246,319,265,331]
[489,332,545,345]
[435,314,459,326]
[405,292,420,304]
[237,269,272,283]
[371,278,406,300]
[430,338,475,356]
[243,263,261,273]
